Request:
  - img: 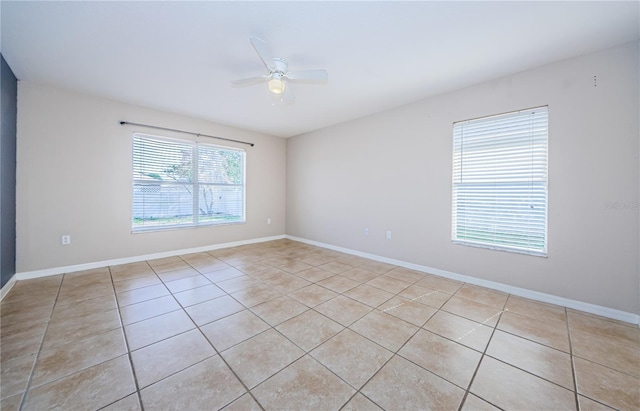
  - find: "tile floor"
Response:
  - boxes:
[1,239,638,410]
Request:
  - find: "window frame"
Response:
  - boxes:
[131,133,246,233]
[451,106,549,257]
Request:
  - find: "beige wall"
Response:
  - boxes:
[287,42,640,314]
[16,82,286,272]
[15,42,640,315]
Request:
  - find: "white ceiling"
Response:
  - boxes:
[1,1,638,138]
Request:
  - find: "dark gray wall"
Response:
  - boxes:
[1,54,17,288]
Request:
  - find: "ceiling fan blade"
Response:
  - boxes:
[231,76,268,86]
[249,37,274,70]
[286,69,328,82]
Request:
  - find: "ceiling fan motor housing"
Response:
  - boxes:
[271,58,288,75]
[232,37,328,104]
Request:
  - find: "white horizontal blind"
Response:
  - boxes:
[452,107,548,256]
[132,134,245,231]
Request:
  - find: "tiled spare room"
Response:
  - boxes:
[1,240,638,410]
[1,2,639,411]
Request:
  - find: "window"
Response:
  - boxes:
[132,134,245,231]
[452,107,548,256]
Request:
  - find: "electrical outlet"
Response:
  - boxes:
[386,230,392,239]
[61,235,71,245]
[267,218,272,225]
[364,228,369,236]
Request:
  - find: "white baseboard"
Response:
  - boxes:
[8,233,639,325]
[0,275,18,301]
[286,235,640,325]
[15,234,286,281]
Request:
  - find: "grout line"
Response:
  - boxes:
[337,392,361,410]
[107,266,146,411]
[565,306,581,411]
[179,289,267,411]
[17,274,64,411]
[570,353,639,379]
[196,335,267,409]
[409,289,442,302]
[120,254,270,409]
[381,302,405,312]
[380,289,446,314]
[455,308,506,344]
[6,240,634,411]
[456,295,508,411]
[492,326,569,351]
[340,300,443,411]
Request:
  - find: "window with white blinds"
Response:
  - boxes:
[452,106,548,256]
[132,134,245,232]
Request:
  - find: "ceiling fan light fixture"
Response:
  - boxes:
[232,37,328,104]
[268,77,286,94]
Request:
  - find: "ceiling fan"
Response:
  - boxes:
[231,37,328,104]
